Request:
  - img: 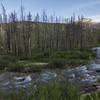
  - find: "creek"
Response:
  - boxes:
[0,47,100,92]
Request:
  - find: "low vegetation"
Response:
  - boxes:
[0,48,96,72]
[88,43,100,48]
[0,81,100,100]
[49,48,96,68]
[0,3,99,100]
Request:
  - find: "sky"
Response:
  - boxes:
[0,0,100,22]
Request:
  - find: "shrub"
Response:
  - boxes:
[1,55,18,62]
[0,59,9,70]
[0,55,24,72]
[19,52,49,62]
[50,51,67,58]
[49,49,95,68]
[24,65,43,72]
[50,49,95,60]
[48,58,66,68]
[19,56,30,60]
[7,63,24,72]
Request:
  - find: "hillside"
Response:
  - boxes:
[78,18,100,29]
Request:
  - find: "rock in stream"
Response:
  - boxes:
[1,47,100,92]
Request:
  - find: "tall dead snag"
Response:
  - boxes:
[26,12,32,56]
[42,9,48,52]
[9,11,19,55]
[1,4,9,53]
[34,13,40,50]
[20,5,27,56]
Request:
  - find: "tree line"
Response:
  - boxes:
[0,5,100,56]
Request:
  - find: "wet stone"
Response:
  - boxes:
[1,47,100,92]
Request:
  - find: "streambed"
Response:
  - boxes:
[0,47,100,92]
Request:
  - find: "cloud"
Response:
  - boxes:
[70,0,100,12]
[87,15,100,22]
[78,1,100,8]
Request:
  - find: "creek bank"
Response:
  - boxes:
[0,47,99,93]
[0,48,96,72]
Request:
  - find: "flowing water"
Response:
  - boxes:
[1,47,100,92]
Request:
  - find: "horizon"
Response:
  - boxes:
[0,0,100,22]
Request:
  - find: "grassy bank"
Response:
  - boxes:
[0,48,96,72]
[48,48,96,68]
[88,43,100,48]
[0,81,100,100]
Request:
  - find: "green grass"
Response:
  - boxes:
[82,92,100,100]
[0,81,100,100]
[48,49,96,68]
[88,43,100,48]
[48,58,66,68]
[0,48,96,72]
[0,81,81,100]
[24,64,47,72]
[0,54,47,72]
